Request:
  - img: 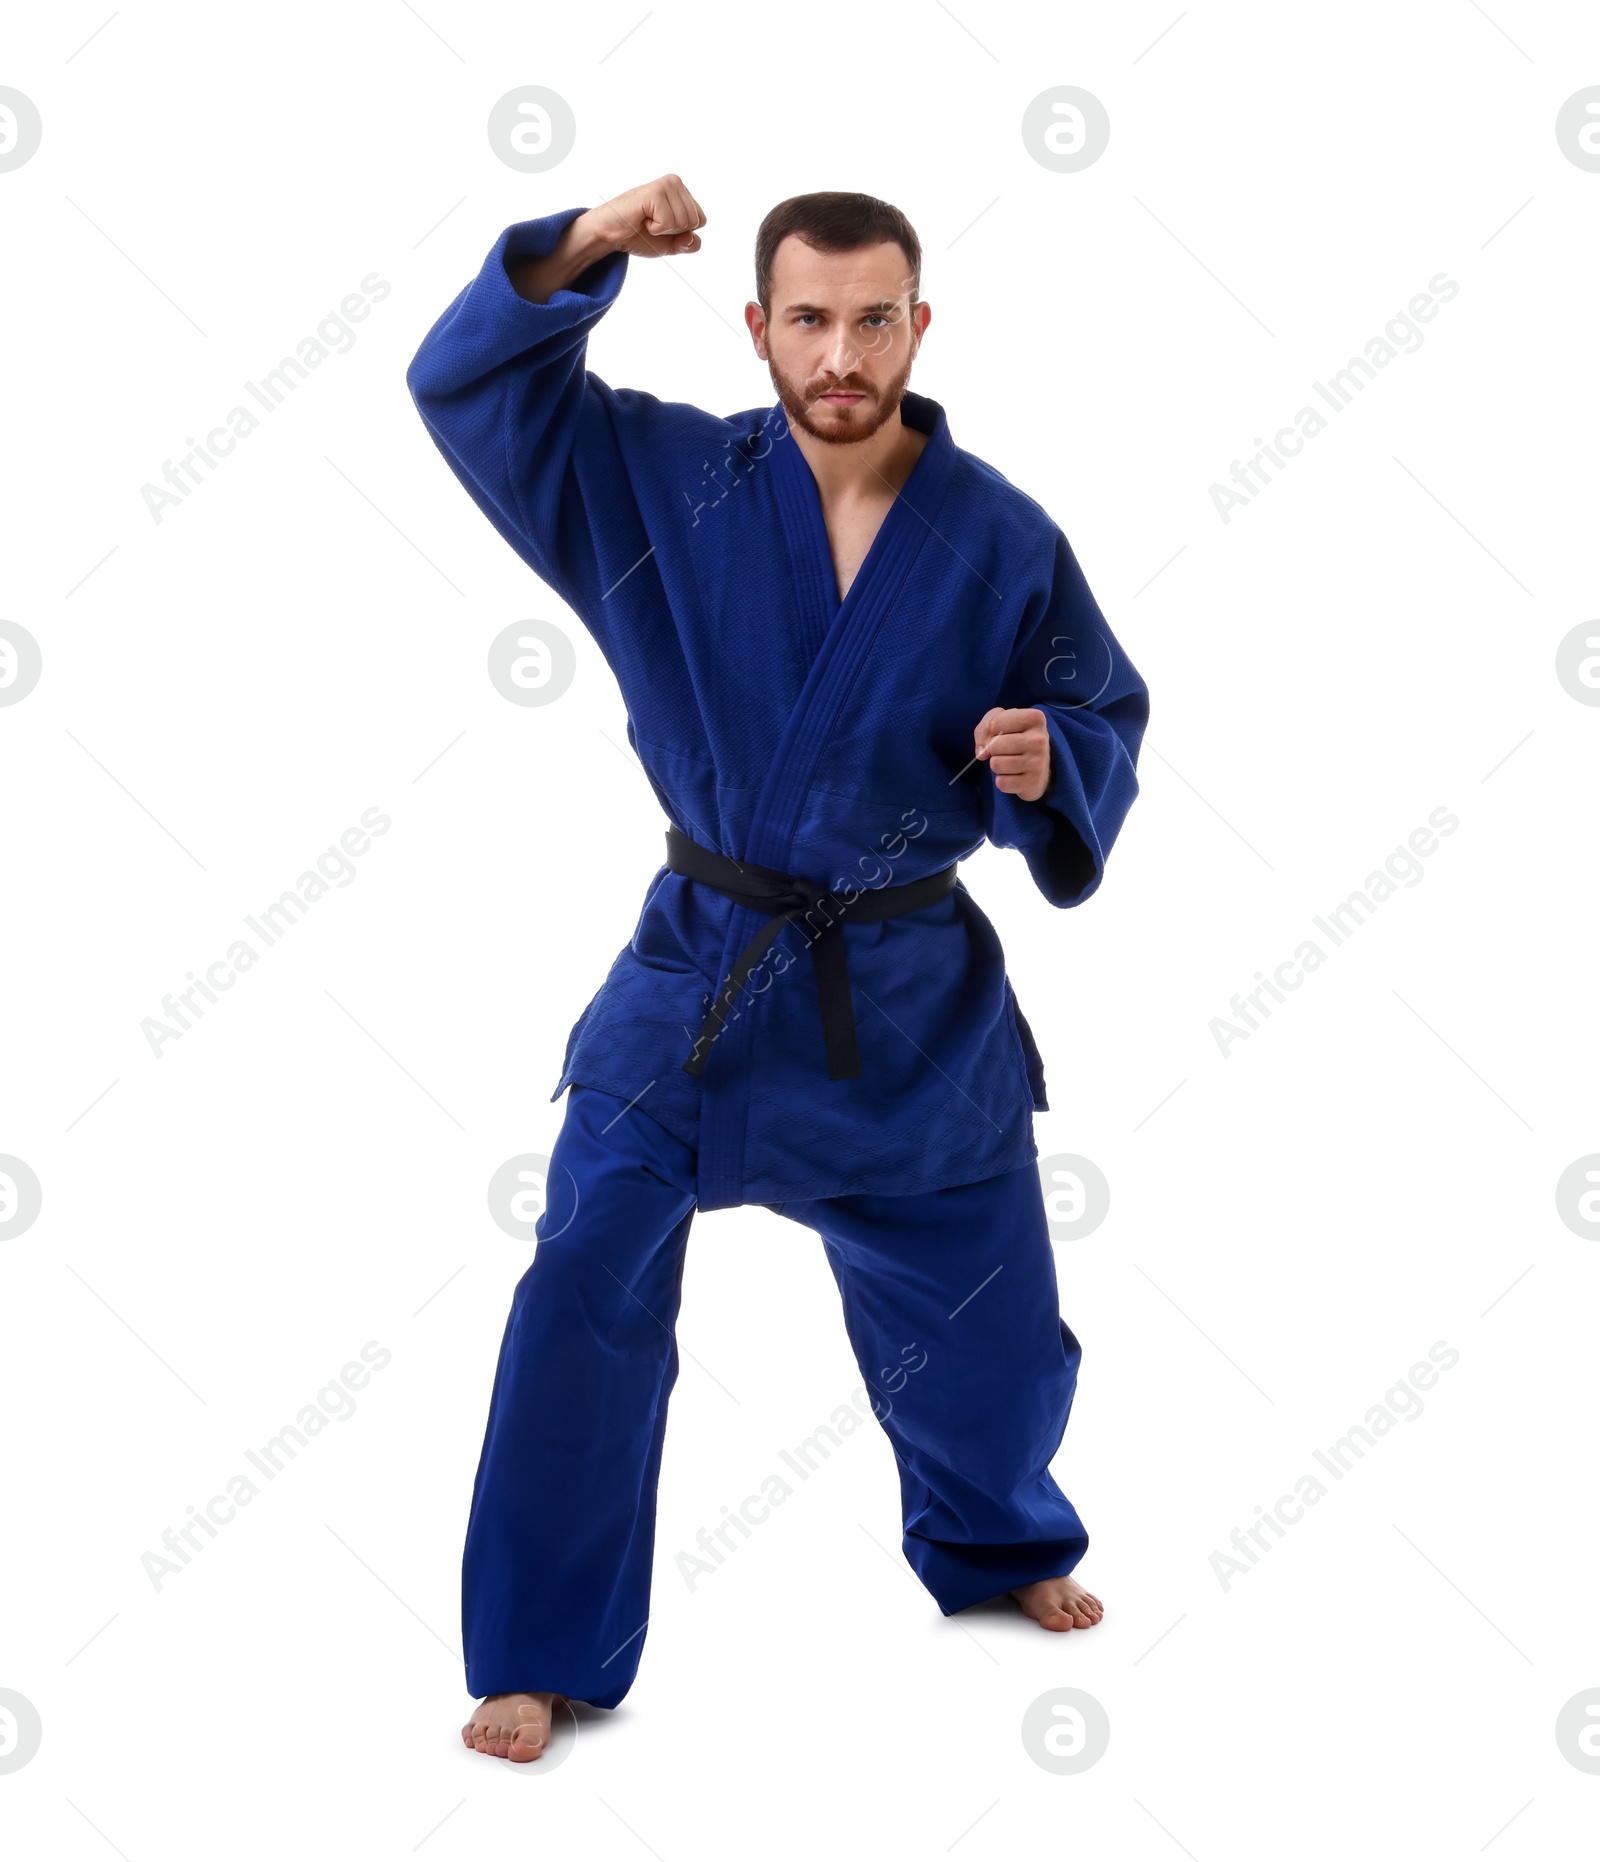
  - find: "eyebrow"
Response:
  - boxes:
[780,298,904,317]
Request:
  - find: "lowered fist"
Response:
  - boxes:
[974,706,1051,802]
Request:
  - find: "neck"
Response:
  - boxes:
[786,403,923,500]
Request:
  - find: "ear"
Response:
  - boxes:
[744,299,768,358]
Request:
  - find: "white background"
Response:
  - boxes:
[2,1,1597,1854]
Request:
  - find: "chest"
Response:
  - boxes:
[818,488,900,604]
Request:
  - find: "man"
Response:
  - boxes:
[407,175,1147,1762]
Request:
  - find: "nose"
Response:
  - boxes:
[820,324,863,377]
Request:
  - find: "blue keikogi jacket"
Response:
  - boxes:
[407,209,1148,1212]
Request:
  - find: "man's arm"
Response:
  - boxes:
[976,530,1148,906]
[405,176,705,613]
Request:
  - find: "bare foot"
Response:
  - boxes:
[1011,1573,1104,1631]
[461,1691,565,1761]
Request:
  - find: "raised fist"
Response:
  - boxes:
[587,175,705,258]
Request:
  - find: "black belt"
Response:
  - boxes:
[666,826,958,1080]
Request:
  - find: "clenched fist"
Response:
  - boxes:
[974,707,1052,803]
[584,174,706,258]
[508,174,706,306]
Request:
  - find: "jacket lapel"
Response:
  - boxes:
[748,391,956,870]
[696,391,958,1209]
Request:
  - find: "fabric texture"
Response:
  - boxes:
[461,1085,1088,1708]
[407,209,1148,1209]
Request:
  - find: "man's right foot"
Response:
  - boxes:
[462,1691,564,1761]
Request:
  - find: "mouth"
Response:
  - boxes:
[814,390,868,406]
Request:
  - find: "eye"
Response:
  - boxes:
[865,314,889,328]
[797,313,819,326]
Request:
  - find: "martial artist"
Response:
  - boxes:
[407,174,1148,1761]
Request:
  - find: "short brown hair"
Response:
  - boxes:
[754,192,922,313]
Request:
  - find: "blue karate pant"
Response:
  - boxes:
[462,1084,1088,1706]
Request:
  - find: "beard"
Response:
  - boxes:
[766,348,916,447]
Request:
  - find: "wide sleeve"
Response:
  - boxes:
[981,528,1149,906]
[404,207,635,612]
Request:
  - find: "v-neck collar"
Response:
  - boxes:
[697,391,959,1205]
[770,391,952,661]
[744,389,957,875]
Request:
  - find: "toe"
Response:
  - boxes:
[511,1708,549,1759]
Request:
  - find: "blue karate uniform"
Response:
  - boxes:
[407,209,1147,1213]
[410,212,1145,1706]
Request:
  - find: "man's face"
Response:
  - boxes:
[747,235,930,446]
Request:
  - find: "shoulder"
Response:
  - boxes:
[585,383,773,488]
[947,443,1064,574]
[592,381,749,445]
[951,444,1056,531]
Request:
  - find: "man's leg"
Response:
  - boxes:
[790,1156,1094,1619]
[462,1084,698,1723]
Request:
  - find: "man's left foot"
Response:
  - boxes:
[1011,1573,1103,1631]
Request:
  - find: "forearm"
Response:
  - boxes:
[506,208,619,304]
[408,206,634,604]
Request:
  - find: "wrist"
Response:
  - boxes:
[568,206,622,264]
[506,209,621,305]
